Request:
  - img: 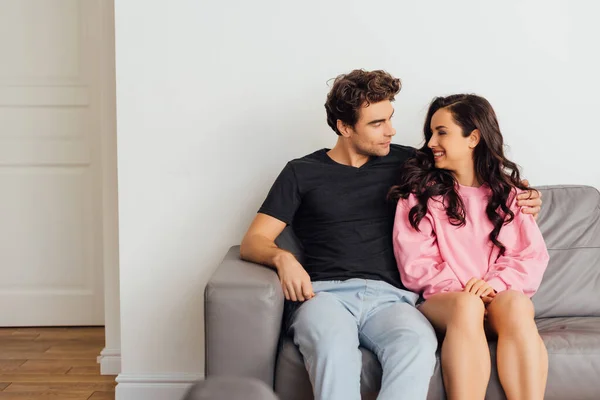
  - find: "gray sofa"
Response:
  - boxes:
[183,376,278,400]
[204,185,600,400]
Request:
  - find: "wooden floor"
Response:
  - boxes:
[0,327,116,399]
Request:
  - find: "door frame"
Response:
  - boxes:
[98,0,121,376]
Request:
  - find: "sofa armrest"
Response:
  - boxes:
[204,245,284,388]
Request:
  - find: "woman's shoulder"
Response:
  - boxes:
[397,193,419,209]
[397,192,445,213]
[494,186,533,225]
[506,186,527,210]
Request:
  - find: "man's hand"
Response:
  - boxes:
[240,213,314,302]
[518,179,542,220]
[464,277,495,298]
[274,252,315,302]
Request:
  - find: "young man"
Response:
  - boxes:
[240,70,542,400]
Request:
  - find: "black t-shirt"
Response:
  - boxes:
[259,144,416,288]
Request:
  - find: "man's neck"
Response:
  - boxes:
[327,138,370,168]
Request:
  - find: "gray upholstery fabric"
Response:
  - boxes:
[533,186,600,317]
[204,185,600,399]
[204,246,283,386]
[537,317,600,400]
[183,376,279,400]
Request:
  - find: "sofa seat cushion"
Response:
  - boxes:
[275,317,600,400]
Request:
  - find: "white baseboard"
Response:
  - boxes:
[115,372,204,400]
[97,348,121,375]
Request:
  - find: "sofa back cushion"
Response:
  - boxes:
[533,185,600,317]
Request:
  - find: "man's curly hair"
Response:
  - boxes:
[325,69,401,136]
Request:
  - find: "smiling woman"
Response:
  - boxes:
[389,94,550,400]
[428,108,480,176]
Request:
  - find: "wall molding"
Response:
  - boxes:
[97,347,121,375]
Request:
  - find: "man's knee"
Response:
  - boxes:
[291,294,358,353]
[382,323,438,376]
[403,310,437,351]
[384,304,439,357]
[400,323,438,356]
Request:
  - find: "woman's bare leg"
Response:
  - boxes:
[420,292,490,400]
[486,290,548,400]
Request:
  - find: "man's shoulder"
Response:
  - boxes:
[287,148,328,167]
[273,150,329,183]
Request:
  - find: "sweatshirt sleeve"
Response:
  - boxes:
[393,196,463,299]
[484,193,550,297]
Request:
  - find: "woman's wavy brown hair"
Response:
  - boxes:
[388,94,534,256]
[325,69,401,135]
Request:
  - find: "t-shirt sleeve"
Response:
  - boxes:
[258,162,301,225]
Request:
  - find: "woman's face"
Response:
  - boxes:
[427,108,479,172]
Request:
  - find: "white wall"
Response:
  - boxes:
[114,0,599,396]
[99,0,121,376]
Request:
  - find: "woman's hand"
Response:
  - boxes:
[481,291,497,317]
[464,277,496,298]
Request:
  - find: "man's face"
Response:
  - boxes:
[345,100,396,157]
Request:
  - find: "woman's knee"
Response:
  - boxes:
[448,292,486,325]
[487,290,535,329]
[488,290,534,318]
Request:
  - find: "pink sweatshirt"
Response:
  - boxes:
[392,184,549,300]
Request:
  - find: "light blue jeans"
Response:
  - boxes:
[288,279,437,400]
